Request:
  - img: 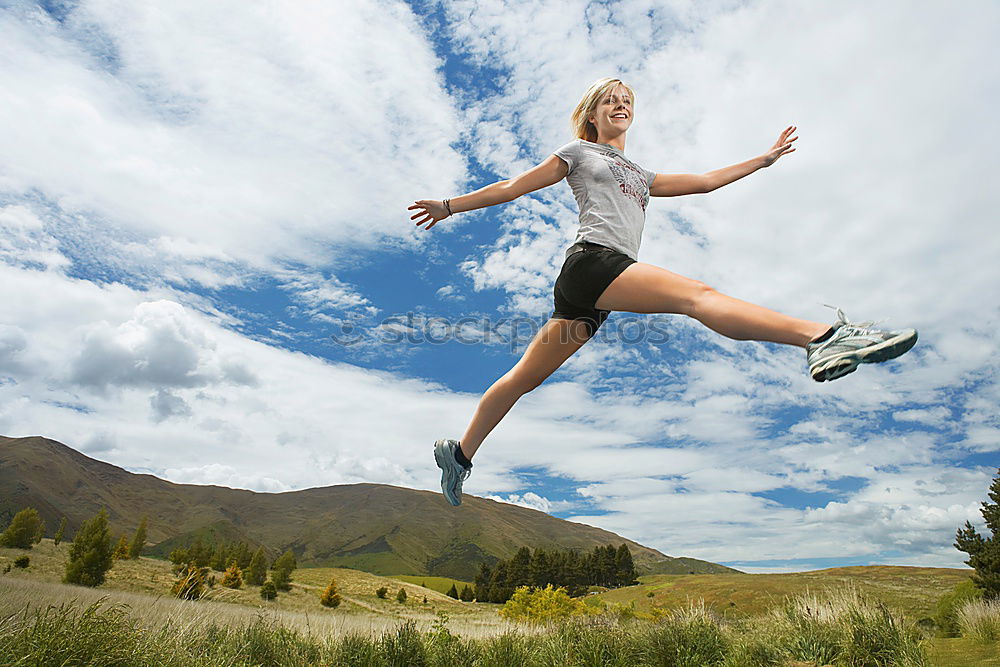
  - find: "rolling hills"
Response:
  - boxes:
[0,435,737,579]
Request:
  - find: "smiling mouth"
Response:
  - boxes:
[611,114,628,120]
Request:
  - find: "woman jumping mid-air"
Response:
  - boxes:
[408,77,917,506]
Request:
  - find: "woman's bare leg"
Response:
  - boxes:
[460,317,594,460]
[594,263,830,347]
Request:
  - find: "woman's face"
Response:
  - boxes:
[589,84,633,140]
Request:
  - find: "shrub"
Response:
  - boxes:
[53,516,67,546]
[0,508,42,549]
[63,508,114,587]
[112,535,130,560]
[375,586,388,599]
[14,555,30,568]
[171,562,210,600]
[397,587,408,603]
[934,579,983,637]
[957,597,1000,642]
[498,584,586,625]
[221,561,243,589]
[260,580,277,601]
[320,578,341,608]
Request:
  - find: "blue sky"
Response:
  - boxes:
[1,0,998,572]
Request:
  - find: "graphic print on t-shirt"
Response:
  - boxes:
[603,153,651,211]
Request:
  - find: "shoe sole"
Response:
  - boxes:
[433,439,461,506]
[857,329,918,364]
[810,329,918,382]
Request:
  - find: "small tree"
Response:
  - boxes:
[211,543,228,571]
[172,562,210,600]
[112,535,130,560]
[220,561,243,589]
[32,518,45,544]
[396,587,407,603]
[247,547,268,586]
[0,508,42,549]
[446,583,459,599]
[375,586,388,599]
[271,549,296,591]
[260,580,277,601]
[14,555,30,568]
[53,516,67,546]
[460,585,474,602]
[128,517,148,559]
[63,508,114,587]
[498,585,587,625]
[320,578,341,608]
[955,467,1000,599]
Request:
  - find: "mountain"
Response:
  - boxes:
[0,435,739,579]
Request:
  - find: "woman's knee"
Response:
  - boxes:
[682,280,717,317]
[500,369,546,395]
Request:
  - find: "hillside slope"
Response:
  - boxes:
[0,435,738,579]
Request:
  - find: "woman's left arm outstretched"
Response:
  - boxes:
[650,125,797,197]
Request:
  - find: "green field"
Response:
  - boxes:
[596,565,972,623]
[389,575,474,597]
[3,540,998,666]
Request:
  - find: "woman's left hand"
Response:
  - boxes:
[761,125,797,167]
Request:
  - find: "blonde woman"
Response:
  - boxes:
[409,77,916,506]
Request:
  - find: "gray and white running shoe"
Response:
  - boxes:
[434,439,471,506]
[806,307,918,382]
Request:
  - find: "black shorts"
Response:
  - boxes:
[552,241,636,337]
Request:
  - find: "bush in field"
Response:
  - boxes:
[396,587,407,603]
[220,561,243,589]
[934,579,983,637]
[320,578,341,608]
[112,535,130,560]
[171,562,210,600]
[958,597,1000,642]
[14,555,29,568]
[0,508,42,549]
[498,584,587,625]
[260,580,277,601]
[375,586,388,599]
[63,508,114,587]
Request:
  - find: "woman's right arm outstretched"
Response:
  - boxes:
[408,155,569,230]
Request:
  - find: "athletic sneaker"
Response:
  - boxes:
[806,307,918,382]
[434,439,471,506]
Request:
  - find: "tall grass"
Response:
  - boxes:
[0,581,930,666]
[957,597,1000,642]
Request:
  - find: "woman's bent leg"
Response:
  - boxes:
[460,318,593,459]
[593,262,829,347]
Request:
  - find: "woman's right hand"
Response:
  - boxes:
[408,200,450,230]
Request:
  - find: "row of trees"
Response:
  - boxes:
[0,510,76,550]
[171,548,298,601]
[474,544,637,604]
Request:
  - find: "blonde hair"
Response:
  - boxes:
[570,78,636,143]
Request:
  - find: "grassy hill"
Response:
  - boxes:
[0,435,731,580]
[594,565,973,623]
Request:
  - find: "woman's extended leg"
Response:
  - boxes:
[459,317,594,460]
[593,262,830,347]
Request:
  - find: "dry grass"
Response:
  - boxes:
[957,597,1000,642]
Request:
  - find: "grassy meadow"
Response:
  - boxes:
[3,539,999,666]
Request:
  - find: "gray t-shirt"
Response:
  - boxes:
[553,139,656,261]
